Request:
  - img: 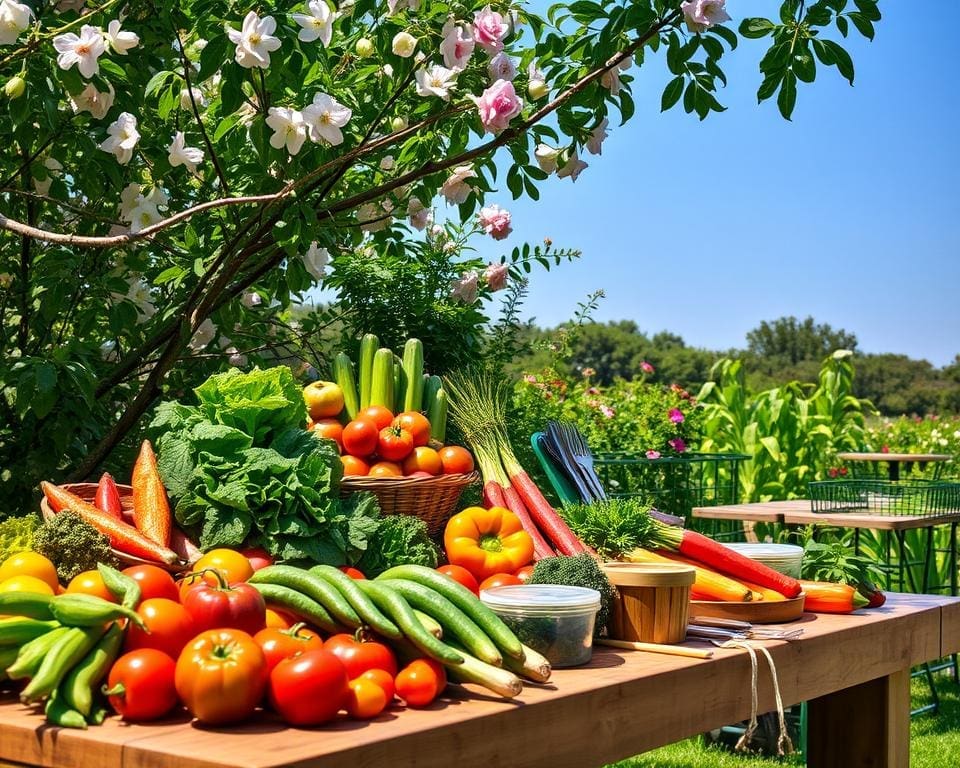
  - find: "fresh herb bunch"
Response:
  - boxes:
[0,514,40,563]
[560,499,656,559]
[33,511,118,581]
[354,514,440,577]
[801,540,883,586]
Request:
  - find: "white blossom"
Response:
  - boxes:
[302,92,351,146]
[226,12,281,69]
[105,19,139,55]
[556,149,587,182]
[125,277,156,322]
[265,107,308,155]
[0,273,12,289]
[450,271,479,304]
[407,198,431,230]
[585,118,608,156]
[415,64,457,101]
[226,347,247,367]
[179,87,206,112]
[54,0,85,11]
[441,165,476,204]
[379,155,395,171]
[99,112,139,165]
[392,32,417,58]
[534,144,561,174]
[168,131,204,172]
[600,66,620,96]
[487,52,516,82]
[33,158,62,196]
[292,0,336,45]
[241,292,262,308]
[69,82,114,119]
[188,318,217,351]
[53,25,106,79]
[126,197,161,233]
[0,0,32,46]
[302,241,329,281]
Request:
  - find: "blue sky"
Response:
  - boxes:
[467,3,960,366]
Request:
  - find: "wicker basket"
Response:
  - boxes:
[39,482,190,572]
[340,472,480,535]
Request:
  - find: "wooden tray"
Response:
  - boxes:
[690,593,806,624]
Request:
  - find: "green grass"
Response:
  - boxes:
[609,676,960,767]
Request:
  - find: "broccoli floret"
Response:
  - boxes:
[355,514,439,577]
[32,511,119,582]
[0,514,41,564]
[529,553,616,637]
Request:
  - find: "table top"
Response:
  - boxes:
[692,500,960,530]
[836,452,952,463]
[1,594,957,768]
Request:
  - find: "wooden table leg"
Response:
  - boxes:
[806,668,910,768]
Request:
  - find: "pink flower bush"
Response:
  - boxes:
[600,405,615,419]
[474,79,522,133]
[441,20,475,70]
[680,0,731,33]
[473,5,508,55]
[484,262,509,291]
[646,450,661,460]
[668,408,685,424]
[478,204,512,240]
[668,437,687,453]
[449,271,479,303]
[640,361,655,374]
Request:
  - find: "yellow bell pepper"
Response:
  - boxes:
[443,506,534,581]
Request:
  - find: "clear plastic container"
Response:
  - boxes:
[480,585,601,668]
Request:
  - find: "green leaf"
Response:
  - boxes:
[661,76,685,111]
[757,71,782,102]
[853,0,881,21]
[777,70,797,120]
[835,14,849,36]
[793,46,817,83]
[144,71,173,98]
[710,25,738,50]
[822,40,854,83]
[740,17,775,38]
[847,12,875,40]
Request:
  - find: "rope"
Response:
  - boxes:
[721,640,794,756]
[757,645,795,756]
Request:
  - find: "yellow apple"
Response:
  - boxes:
[303,381,345,420]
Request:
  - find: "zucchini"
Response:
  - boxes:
[356,581,463,666]
[308,565,402,639]
[377,565,524,660]
[412,609,443,639]
[358,333,379,409]
[370,348,395,411]
[249,583,339,634]
[428,389,448,444]
[332,353,360,420]
[402,338,424,412]
[377,579,502,666]
[503,644,552,683]
[393,357,406,415]
[446,645,523,698]
[423,375,443,415]
[249,566,361,629]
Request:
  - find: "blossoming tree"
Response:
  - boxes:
[0,0,880,501]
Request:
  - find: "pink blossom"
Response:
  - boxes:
[473,79,522,134]
[881,444,890,453]
[680,0,731,33]
[472,5,507,55]
[440,20,475,70]
[441,165,477,204]
[586,386,600,395]
[668,408,685,424]
[581,367,596,378]
[484,262,509,291]
[828,467,839,478]
[645,450,661,460]
[450,271,479,303]
[523,374,537,384]
[668,437,687,453]
[640,360,655,374]
[600,405,615,419]
[478,204,512,240]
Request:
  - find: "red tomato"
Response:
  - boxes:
[368,461,403,478]
[122,565,180,603]
[342,419,379,457]
[436,565,480,595]
[323,633,397,678]
[269,649,349,726]
[241,547,274,572]
[438,446,475,474]
[340,455,370,476]
[395,659,446,708]
[514,565,536,583]
[479,573,523,591]
[359,405,394,430]
[394,412,431,447]
[402,446,442,475]
[311,418,344,449]
[254,624,324,674]
[377,425,414,461]
[181,571,266,636]
[360,668,395,703]
[338,566,366,580]
[105,649,178,721]
[346,677,389,719]
[125,598,197,659]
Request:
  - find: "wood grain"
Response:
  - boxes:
[0,594,953,768]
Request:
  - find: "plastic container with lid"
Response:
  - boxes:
[480,584,601,668]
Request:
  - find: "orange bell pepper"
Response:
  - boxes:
[443,506,534,582]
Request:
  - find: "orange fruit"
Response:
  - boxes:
[67,570,116,602]
[0,551,59,592]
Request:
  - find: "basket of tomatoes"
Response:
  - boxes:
[312,404,478,536]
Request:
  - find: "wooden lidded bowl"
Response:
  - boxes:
[602,562,696,644]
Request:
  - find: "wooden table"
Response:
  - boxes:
[836,452,953,481]
[0,594,957,768]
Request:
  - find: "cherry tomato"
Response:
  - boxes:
[105,649,178,721]
[240,547,273,572]
[311,418,344,450]
[359,405,394,430]
[394,412,431,447]
[360,668,395,703]
[514,565,536,583]
[0,552,59,592]
[340,454,370,476]
[368,461,403,478]
[269,649,349,726]
[265,608,296,629]
[66,570,115,602]
[323,633,397,678]
[342,419,379,457]
[181,570,266,636]
[438,446,475,474]
[402,446,442,476]
[436,565,480,595]
[338,566,366,580]
[122,565,180,602]
[395,658,446,708]
[377,425,414,462]
[193,548,254,584]
[346,677,389,719]
[479,573,523,591]
[124,598,197,658]
[254,624,324,675]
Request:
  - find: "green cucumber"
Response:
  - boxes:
[249,565,361,628]
[249,583,339,634]
[377,565,524,660]
[370,348,395,411]
[356,581,463,666]
[0,617,61,646]
[377,579,501,666]
[412,609,443,639]
[358,333,379,409]
[332,353,360,420]
[393,358,406,416]
[428,389,447,443]
[446,644,523,698]
[0,591,54,620]
[423,375,443,415]
[402,339,424,412]
[308,565,401,639]
[6,626,71,680]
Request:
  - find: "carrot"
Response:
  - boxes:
[40,482,179,564]
[131,440,172,547]
[625,548,754,602]
[738,580,787,602]
[508,468,587,556]
[501,483,554,560]
[94,472,122,519]
[799,581,869,614]
[651,526,802,599]
[483,481,506,509]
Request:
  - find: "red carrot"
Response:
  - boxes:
[509,469,587,556]
[483,481,507,509]
[94,472,123,519]
[502,483,555,560]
